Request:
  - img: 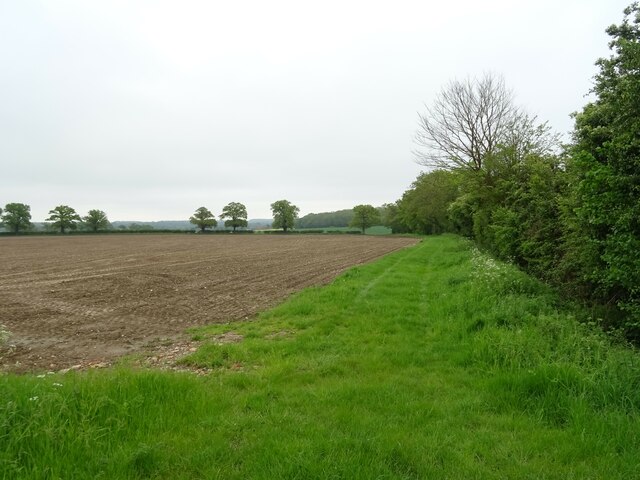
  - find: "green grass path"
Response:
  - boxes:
[2,235,639,478]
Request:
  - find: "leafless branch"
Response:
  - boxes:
[413,73,559,171]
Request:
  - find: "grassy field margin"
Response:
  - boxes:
[1,234,639,478]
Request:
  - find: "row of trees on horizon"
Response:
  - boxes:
[0,204,107,234]
[0,200,384,234]
[381,5,639,341]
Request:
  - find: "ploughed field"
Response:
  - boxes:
[0,234,417,373]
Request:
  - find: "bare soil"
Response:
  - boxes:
[0,234,417,372]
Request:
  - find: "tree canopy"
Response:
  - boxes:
[190,207,217,232]
[47,205,81,233]
[414,73,559,171]
[397,170,460,235]
[349,204,380,234]
[1,203,32,234]
[271,200,299,232]
[220,202,248,232]
[83,209,110,232]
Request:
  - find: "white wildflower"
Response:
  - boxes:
[470,247,510,285]
[29,396,39,402]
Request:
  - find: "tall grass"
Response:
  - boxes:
[1,235,639,478]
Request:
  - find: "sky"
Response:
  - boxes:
[0,0,631,221]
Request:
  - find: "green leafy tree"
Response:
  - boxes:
[220,202,248,232]
[271,200,299,232]
[563,2,640,337]
[1,203,32,233]
[381,202,410,234]
[46,205,81,233]
[349,204,380,234]
[82,209,110,232]
[190,207,217,232]
[397,170,461,235]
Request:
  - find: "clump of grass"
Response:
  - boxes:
[457,245,640,444]
[0,324,9,345]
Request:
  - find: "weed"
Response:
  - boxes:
[0,324,9,345]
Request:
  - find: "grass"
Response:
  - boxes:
[2,234,640,478]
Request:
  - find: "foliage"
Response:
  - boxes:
[270,200,299,232]
[2,236,640,479]
[46,205,81,234]
[380,202,410,234]
[189,207,217,232]
[449,151,567,281]
[296,209,354,228]
[82,209,110,232]
[349,204,380,234]
[562,2,640,338]
[397,170,461,234]
[398,146,568,292]
[1,203,32,234]
[220,202,248,232]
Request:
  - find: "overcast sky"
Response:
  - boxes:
[0,0,630,221]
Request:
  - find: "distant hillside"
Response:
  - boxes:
[110,219,273,231]
[3,218,273,233]
[247,219,272,230]
[110,221,188,230]
[296,209,354,229]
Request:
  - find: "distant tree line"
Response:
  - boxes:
[296,209,354,228]
[384,5,640,340]
[189,200,386,234]
[295,207,387,231]
[0,204,111,234]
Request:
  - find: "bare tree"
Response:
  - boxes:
[414,74,559,171]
